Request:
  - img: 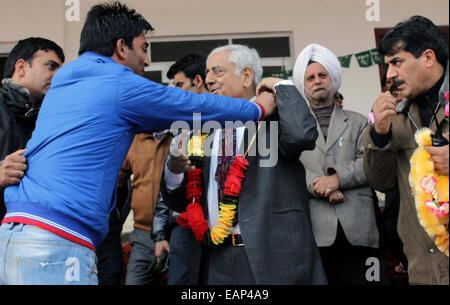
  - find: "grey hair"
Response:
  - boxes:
[207,44,263,90]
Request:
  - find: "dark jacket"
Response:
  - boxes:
[161,85,327,285]
[151,193,179,242]
[0,79,38,219]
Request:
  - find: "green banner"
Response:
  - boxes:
[338,55,352,68]
[355,50,373,68]
[370,48,384,65]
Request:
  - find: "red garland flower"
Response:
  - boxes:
[233,155,250,169]
[224,156,249,196]
[176,212,189,227]
[186,203,209,242]
[224,174,244,196]
[185,169,203,203]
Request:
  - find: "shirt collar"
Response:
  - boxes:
[79,51,117,64]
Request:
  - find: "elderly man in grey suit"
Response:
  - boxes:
[293,44,381,285]
[160,44,327,285]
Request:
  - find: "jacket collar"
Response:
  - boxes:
[438,61,449,107]
[308,102,348,152]
[0,78,37,120]
[79,51,117,64]
[325,105,348,151]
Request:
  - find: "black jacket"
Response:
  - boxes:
[0,79,39,219]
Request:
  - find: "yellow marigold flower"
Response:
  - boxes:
[188,134,208,157]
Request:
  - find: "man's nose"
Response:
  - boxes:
[313,76,322,86]
[144,55,150,68]
[205,74,214,91]
[386,65,397,80]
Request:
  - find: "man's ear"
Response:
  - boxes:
[241,67,254,88]
[13,59,27,79]
[114,38,129,60]
[421,49,437,69]
[193,74,204,89]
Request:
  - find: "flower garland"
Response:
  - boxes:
[409,93,449,256]
[176,131,250,246]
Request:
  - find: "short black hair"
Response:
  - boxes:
[3,37,65,79]
[167,54,206,82]
[380,15,448,67]
[79,2,154,56]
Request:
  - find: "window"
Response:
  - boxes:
[0,43,16,86]
[147,33,294,85]
[143,71,162,84]
[232,37,290,58]
[151,40,228,62]
[0,55,7,81]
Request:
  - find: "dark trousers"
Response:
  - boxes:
[96,225,124,285]
[382,191,408,268]
[125,228,161,285]
[167,225,192,285]
[202,244,256,285]
[319,223,389,285]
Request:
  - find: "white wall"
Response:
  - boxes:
[0,0,448,115]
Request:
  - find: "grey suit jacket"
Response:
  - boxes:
[300,106,379,248]
[161,85,327,285]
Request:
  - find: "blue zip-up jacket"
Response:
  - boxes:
[3,52,262,250]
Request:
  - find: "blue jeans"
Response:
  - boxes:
[0,223,98,285]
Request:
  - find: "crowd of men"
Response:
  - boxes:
[0,2,448,285]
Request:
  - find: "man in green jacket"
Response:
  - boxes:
[363,15,448,285]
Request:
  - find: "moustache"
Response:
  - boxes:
[313,86,327,92]
[390,79,404,93]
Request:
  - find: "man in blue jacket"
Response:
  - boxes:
[0,2,274,285]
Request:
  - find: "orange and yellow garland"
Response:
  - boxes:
[409,128,449,256]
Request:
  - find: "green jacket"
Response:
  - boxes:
[363,63,449,285]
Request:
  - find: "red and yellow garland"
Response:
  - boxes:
[176,133,249,246]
